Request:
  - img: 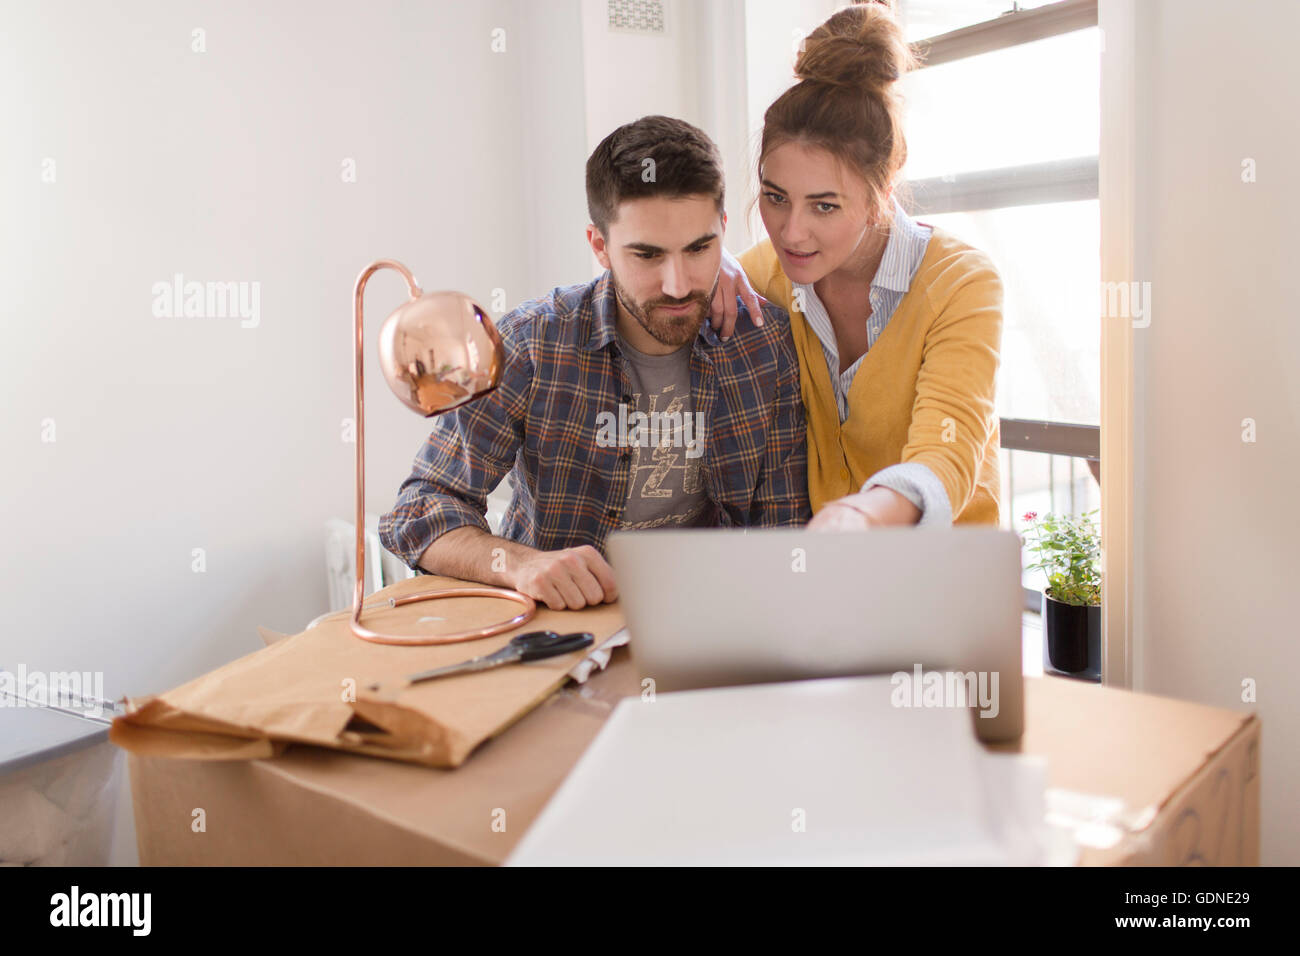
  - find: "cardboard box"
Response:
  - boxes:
[129,652,1259,866]
[996,677,1261,866]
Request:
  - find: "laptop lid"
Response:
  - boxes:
[606,527,1024,742]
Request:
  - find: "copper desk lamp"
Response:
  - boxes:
[350,259,536,645]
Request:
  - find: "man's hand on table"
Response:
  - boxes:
[419,528,618,611]
[510,546,619,611]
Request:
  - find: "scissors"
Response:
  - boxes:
[373,630,595,691]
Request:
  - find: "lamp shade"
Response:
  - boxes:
[377,290,505,416]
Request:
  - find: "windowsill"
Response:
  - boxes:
[1022,610,1044,677]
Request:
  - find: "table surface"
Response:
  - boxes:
[2,702,109,775]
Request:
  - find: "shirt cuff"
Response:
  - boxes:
[378,498,490,571]
[862,462,953,528]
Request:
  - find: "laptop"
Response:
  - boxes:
[605,526,1025,742]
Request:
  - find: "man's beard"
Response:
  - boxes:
[611,271,718,349]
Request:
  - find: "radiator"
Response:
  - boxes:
[324,484,512,613]
[323,514,411,614]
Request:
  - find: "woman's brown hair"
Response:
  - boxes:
[759,0,920,232]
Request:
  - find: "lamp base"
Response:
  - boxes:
[350,586,537,646]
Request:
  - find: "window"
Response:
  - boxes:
[899,0,1101,607]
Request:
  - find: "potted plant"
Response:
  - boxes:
[1021,509,1101,681]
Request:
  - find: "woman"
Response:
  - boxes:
[712,1,1003,531]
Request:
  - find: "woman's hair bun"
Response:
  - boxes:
[794,1,916,95]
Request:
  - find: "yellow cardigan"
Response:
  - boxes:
[738,231,1003,525]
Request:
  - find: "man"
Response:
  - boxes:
[379,115,809,610]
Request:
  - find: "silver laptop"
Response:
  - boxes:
[606,527,1025,742]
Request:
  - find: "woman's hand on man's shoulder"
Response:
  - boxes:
[710,245,768,341]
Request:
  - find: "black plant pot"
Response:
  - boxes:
[1041,592,1101,681]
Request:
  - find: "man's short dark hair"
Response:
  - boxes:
[585,115,725,235]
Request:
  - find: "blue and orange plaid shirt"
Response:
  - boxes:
[378,271,810,569]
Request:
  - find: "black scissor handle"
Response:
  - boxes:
[511,630,595,662]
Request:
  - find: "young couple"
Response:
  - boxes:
[379,4,1003,611]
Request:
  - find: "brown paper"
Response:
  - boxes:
[258,626,290,647]
[110,575,626,768]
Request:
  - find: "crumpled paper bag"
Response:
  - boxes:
[110,575,626,768]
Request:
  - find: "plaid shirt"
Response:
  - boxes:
[379,271,810,570]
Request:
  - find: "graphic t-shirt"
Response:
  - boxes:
[616,335,710,530]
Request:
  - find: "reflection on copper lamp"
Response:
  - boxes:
[350,260,536,645]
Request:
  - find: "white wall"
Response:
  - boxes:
[742,0,840,243]
[1112,0,1300,864]
[0,0,588,861]
[578,0,816,254]
[580,0,701,151]
[515,1,593,292]
[0,0,589,690]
